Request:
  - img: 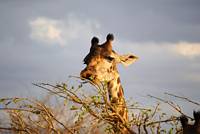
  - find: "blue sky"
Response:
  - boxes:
[0,0,200,115]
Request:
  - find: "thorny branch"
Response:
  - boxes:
[0,79,199,133]
[164,92,200,106]
[147,94,193,120]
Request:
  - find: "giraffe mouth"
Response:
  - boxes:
[80,68,99,83]
[80,69,91,79]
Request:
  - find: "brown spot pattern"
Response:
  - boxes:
[117,85,124,98]
[119,110,124,117]
[117,77,120,84]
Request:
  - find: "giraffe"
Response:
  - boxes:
[80,34,138,133]
[180,111,200,134]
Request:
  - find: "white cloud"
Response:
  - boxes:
[173,42,200,58]
[29,15,100,46]
[30,17,64,45]
[115,41,200,59]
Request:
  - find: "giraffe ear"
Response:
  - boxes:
[119,54,138,67]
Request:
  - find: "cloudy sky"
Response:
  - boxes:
[0,0,200,114]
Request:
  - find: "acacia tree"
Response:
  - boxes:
[0,78,199,133]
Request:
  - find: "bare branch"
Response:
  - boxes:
[164,92,200,106]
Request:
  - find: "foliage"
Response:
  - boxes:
[0,77,199,134]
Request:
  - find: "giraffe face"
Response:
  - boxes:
[80,53,117,84]
[80,49,138,84]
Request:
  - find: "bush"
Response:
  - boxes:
[0,78,199,133]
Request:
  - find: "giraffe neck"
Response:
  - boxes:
[107,76,128,122]
[107,76,124,102]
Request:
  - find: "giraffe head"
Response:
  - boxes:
[80,34,138,84]
[80,34,138,127]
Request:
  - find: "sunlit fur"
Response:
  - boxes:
[80,34,138,125]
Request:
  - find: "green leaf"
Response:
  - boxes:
[64,99,68,106]
[62,83,67,91]
[33,110,41,114]
[13,98,24,103]
[78,84,82,89]
[168,128,173,134]
[26,105,33,108]
[0,98,6,103]
[70,105,78,110]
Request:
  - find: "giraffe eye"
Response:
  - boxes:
[105,56,114,62]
